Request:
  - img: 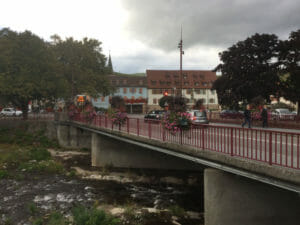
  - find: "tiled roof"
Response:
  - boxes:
[146,70,217,89]
[109,75,147,87]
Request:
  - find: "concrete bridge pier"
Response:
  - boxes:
[204,168,300,225]
[57,124,91,149]
[91,133,202,170]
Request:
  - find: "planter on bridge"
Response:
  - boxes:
[162,111,192,135]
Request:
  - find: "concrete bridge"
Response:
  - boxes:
[55,113,300,225]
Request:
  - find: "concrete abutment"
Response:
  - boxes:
[204,168,300,225]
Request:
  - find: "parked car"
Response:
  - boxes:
[187,110,209,125]
[0,108,22,116]
[144,110,165,122]
[271,108,296,120]
[220,110,243,119]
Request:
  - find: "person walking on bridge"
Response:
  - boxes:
[242,105,251,128]
[261,105,268,128]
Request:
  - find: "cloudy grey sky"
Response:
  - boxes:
[1,0,299,73]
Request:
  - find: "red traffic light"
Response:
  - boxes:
[163,90,168,96]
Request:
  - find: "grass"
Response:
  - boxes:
[72,205,120,225]
[168,205,186,217]
[0,127,59,148]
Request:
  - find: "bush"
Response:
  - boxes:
[72,205,120,225]
[29,147,51,161]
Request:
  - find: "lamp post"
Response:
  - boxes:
[178,28,184,97]
[173,87,176,110]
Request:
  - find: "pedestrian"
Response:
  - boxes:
[261,105,268,128]
[242,105,251,128]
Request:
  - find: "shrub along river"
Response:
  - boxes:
[0,132,204,225]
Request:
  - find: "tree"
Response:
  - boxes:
[0,28,60,119]
[159,96,188,112]
[107,53,113,74]
[278,30,300,114]
[50,36,113,102]
[213,33,281,109]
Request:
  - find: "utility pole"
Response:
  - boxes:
[178,27,184,97]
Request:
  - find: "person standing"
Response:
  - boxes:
[261,105,268,128]
[242,105,251,128]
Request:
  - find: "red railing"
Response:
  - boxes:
[73,114,300,170]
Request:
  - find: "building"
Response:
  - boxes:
[146,70,218,111]
[92,75,147,114]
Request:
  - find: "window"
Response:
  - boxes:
[116,80,119,85]
[186,89,192,94]
[139,80,143,85]
[209,98,215,103]
[184,82,189,86]
[195,89,200,94]
[123,88,127,94]
[211,90,215,94]
[101,97,105,102]
[195,82,199,86]
[123,80,127,85]
[200,89,206,94]
[151,80,157,85]
[153,98,157,104]
[130,88,136,93]
[183,74,187,79]
[201,98,206,104]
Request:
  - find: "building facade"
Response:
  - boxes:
[146,70,219,111]
[92,75,147,114]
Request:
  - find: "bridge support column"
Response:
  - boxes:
[204,168,300,225]
[69,126,78,148]
[76,128,91,149]
[57,124,70,148]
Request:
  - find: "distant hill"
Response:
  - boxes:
[113,72,146,77]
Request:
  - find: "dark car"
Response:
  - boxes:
[220,110,243,119]
[144,110,165,122]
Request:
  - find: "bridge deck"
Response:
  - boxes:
[72,114,300,171]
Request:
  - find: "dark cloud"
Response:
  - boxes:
[122,0,300,51]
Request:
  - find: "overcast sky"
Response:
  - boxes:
[1,0,299,73]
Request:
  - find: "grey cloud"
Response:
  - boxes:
[122,0,300,51]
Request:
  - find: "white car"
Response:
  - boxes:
[0,108,22,116]
[271,108,295,120]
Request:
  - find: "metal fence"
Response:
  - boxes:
[72,114,300,170]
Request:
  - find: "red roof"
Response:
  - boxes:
[146,70,217,89]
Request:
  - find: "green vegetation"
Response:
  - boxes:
[168,205,186,217]
[113,72,145,77]
[0,127,58,148]
[0,127,63,178]
[72,205,120,225]
[213,29,300,113]
[0,28,114,119]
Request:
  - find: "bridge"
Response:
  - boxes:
[55,113,300,225]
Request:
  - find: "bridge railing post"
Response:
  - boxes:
[148,121,152,139]
[269,132,272,165]
[231,128,234,156]
[137,118,140,136]
[202,127,205,149]
[127,118,129,134]
[105,116,107,128]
